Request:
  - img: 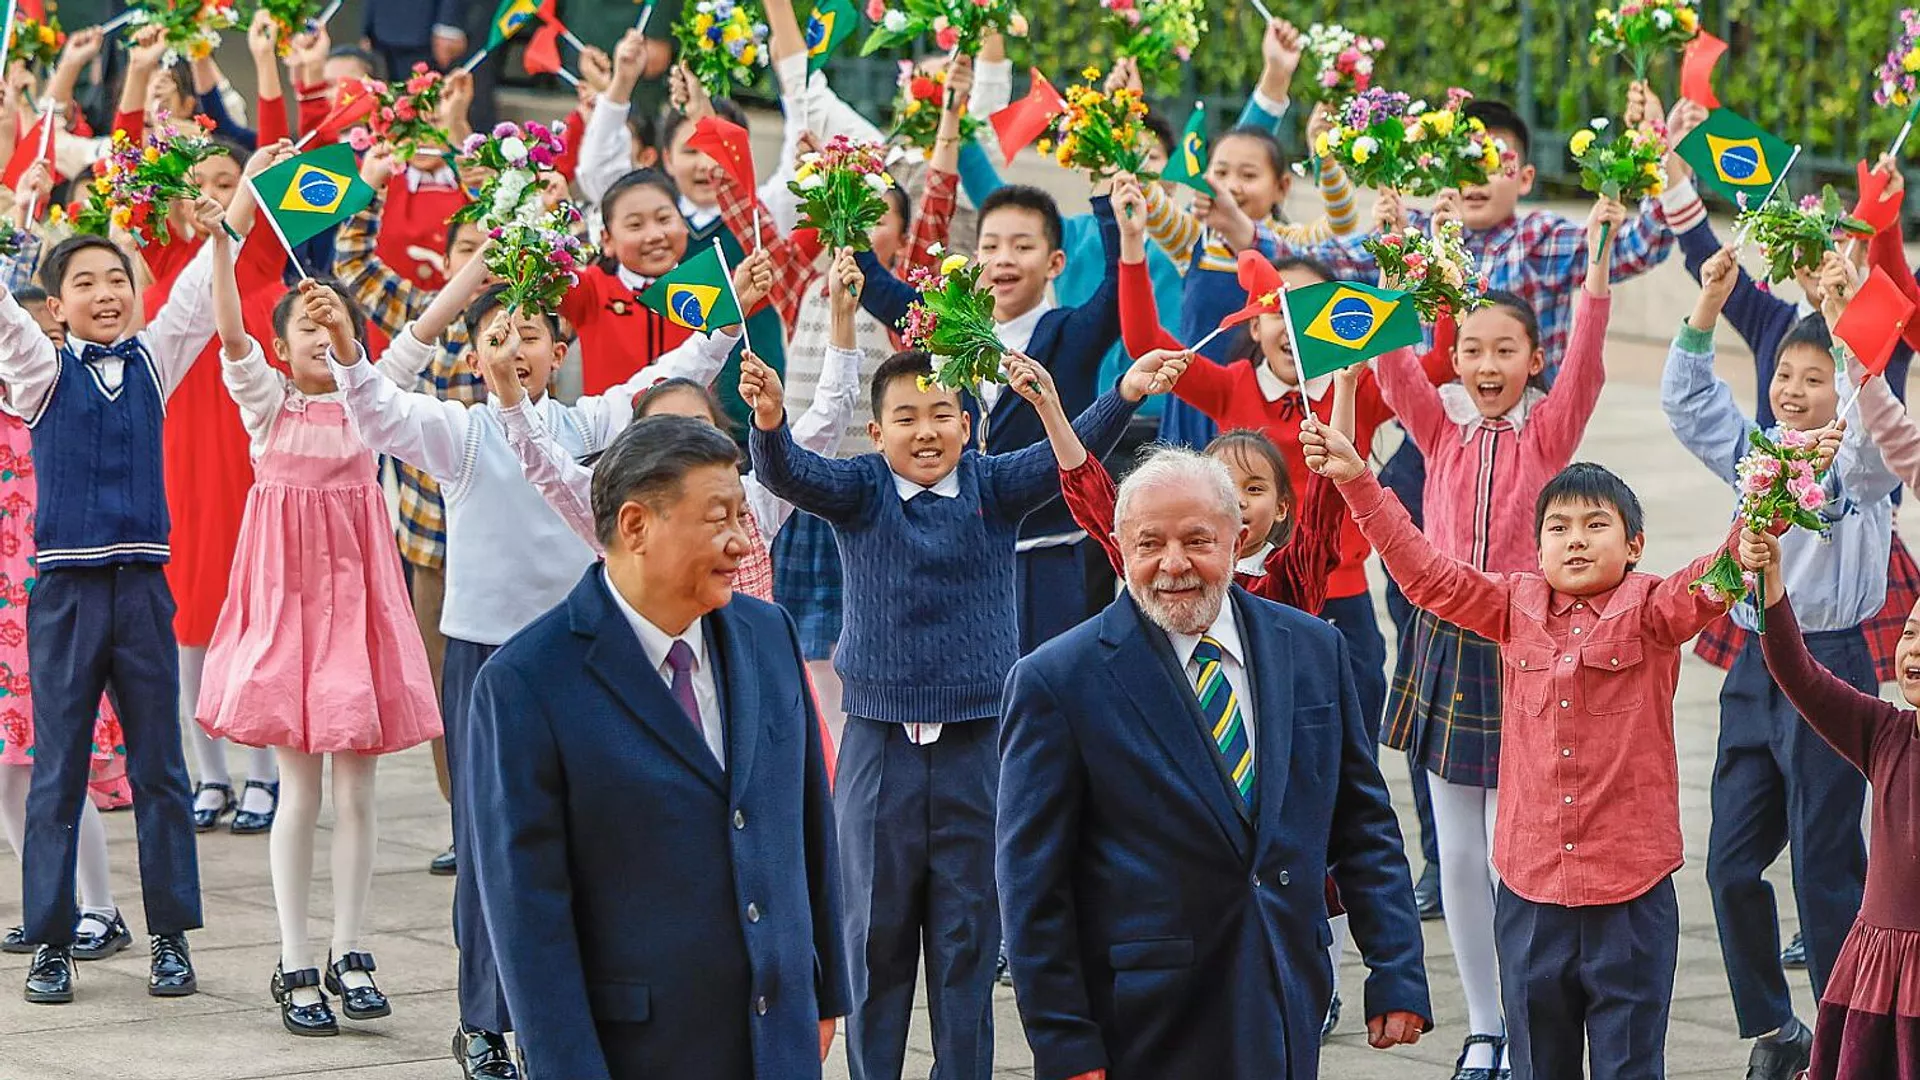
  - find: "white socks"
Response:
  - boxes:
[1,762,117,916]
[271,750,380,1004]
[1429,770,1504,1066]
[181,644,278,814]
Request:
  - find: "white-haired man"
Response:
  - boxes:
[997,446,1432,1080]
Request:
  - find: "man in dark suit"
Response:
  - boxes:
[361,0,468,77]
[465,414,849,1080]
[998,447,1432,1080]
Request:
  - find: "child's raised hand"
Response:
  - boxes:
[732,248,776,312]
[1305,102,1335,157]
[475,308,523,400]
[1119,348,1189,401]
[1698,245,1740,307]
[439,70,476,130]
[943,54,974,110]
[612,28,649,90]
[1197,187,1256,252]
[359,141,398,188]
[739,350,785,431]
[1810,420,1846,476]
[1873,152,1906,207]
[300,278,358,359]
[1735,527,1779,574]
[245,138,296,178]
[128,26,169,72]
[1299,414,1367,484]
[1004,351,1058,406]
[672,62,714,119]
[829,248,864,318]
[1430,189,1462,233]
[1104,57,1143,96]
[1587,196,1626,251]
[1624,81,1666,131]
[190,194,227,236]
[247,9,278,61]
[1817,249,1861,325]
[579,46,613,96]
[1112,175,1147,245]
[1261,18,1304,85]
[1372,188,1408,237]
[58,27,104,71]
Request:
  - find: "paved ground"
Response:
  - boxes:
[0,138,1879,1075]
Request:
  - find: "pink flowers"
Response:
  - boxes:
[904,303,940,341]
[935,24,960,49]
[866,0,886,17]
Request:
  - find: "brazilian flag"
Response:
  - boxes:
[249,144,376,247]
[1675,108,1795,206]
[1283,281,1422,379]
[637,244,741,333]
[1163,104,1211,196]
[804,0,857,74]
[488,0,540,49]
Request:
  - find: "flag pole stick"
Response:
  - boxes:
[20,97,55,225]
[551,66,580,87]
[0,0,19,72]
[1732,143,1802,250]
[561,28,588,52]
[1249,0,1274,23]
[710,238,752,355]
[1187,325,1226,354]
[314,0,346,29]
[245,174,311,281]
[459,46,492,75]
[1891,96,1920,160]
[635,3,655,33]
[99,9,138,34]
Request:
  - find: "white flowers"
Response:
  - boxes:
[883,9,908,31]
[864,172,892,193]
[1651,7,1673,28]
[798,172,827,191]
[489,169,535,221]
[500,137,529,168]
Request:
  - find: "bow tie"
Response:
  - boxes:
[1277,394,1307,422]
[78,340,148,366]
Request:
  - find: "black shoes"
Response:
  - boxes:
[230,780,279,835]
[192,781,235,832]
[1451,1033,1506,1080]
[72,911,131,961]
[271,964,339,1037]
[325,951,391,1020]
[148,933,197,997]
[454,1025,521,1079]
[995,949,1013,988]
[24,945,73,1004]
[2,925,29,954]
[430,846,458,876]
[1414,862,1444,921]
[1747,1019,1813,1080]
[1320,992,1342,1043]
[1781,930,1808,969]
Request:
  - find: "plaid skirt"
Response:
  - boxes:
[1382,608,1503,788]
[772,511,844,661]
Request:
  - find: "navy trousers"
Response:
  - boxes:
[837,715,998,1080]
[1707,630,1869,1037]
[1015,539,1111,655]
[23,566,200,945]
[1321,589,1388,745]
[1495,878,1679,1080]
[443,636,510,1034]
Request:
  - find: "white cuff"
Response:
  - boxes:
[1658,177,1706,232]
[1249,86,1289,122]
[432,24,466,41]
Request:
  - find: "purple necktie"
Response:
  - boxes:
[665,640,703,737]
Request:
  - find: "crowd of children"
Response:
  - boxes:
[2,5,1920,1080]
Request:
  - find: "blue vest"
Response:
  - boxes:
[28,343,170,569]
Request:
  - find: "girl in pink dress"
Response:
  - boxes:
[195,268,440,1038]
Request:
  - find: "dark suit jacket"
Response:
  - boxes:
[363,0,466,50]
[998,588,1430,1080]
[466,569,850,1080]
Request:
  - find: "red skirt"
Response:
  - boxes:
[162,353,255,647]
[1809,920,1920,1079]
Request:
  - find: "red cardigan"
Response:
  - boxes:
[558,263,697,394]
[1118,257,1455,599]
[377,176,467,292]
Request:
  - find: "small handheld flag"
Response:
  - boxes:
[296,78,380,150]
[1680,32,1727,110]
[487,0,540,48]
[1163,104,1213,196]
[637,244,743,335]
[1676,109,1795,205]
[990,69,1068,166]
[1852,159,1902,234]
[249,143,378,249]
[686,115,757,194]
[1835,266,1916,378]
[804,0,857,75]
[1282,280,1423,379]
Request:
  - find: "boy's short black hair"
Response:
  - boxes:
[1464,99,1529,163]
[14,285,48,305]
[1274,255,1337,283]
[629,107,662,157]
[465,284,565,342]
[327,46,381,79]
[1781,312,1835,356]
[1535,462,1645,559]
[270,278,370,345]
[883,184,911,232]
[978,185,1064,252]
[40,235,134,295]
[870,349,945,420]
[444,217,485,258]
[659,97,748,152]
[207,136,250,161]
[1143,110,1176,157]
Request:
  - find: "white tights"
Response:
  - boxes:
[0,763,116,915]
[270,750,378,1004]
[1429,770,1504,1066]
[180,646,276,812]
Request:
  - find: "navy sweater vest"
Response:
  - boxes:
[29,345,171,569]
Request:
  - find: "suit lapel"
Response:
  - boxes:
[579,576,729,798]
[709,604,763,800]
[1100,596,1252,861]
[1235,591,1294,839]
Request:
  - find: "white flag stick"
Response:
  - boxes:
[20,96,54,224]
[635,3,655,33]
[0,0,19,71]
[459,46,491,74]
[314,0,346,29]
[710,237,752,354]
[100,9,139,34]
[1187,324,1227,354]
[561,28,588,52]
[245,174,310,281]
[1249,0,1275,24]
[552,65,580,87]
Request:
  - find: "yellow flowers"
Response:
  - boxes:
[1906,48,1920,74]
[1082,66,1101,81]
[1676,6,1697,32]
[143,146,162,165]
[1314,130,1333,158]
[1568,129,1597,156]
[694,12,715,33]
[1595,7,1611,20]
[111,206,133,230]
[940,253,969,276]
[1422,110,1455,137]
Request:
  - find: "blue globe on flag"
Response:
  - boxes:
[670,288,709,328]
[297,170,341,211]
[1327,296,1376,342]
[1717,144,1760,182]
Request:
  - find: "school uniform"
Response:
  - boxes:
[1662,321,1893,1036]
[749,389,1139,1080]
[0,248,220,947]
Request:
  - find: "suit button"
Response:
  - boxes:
[733,810,746,830]
[754,996,768,1016]
[747,902,761,923]
[1251,874,1262,888]
[1277,870,1291,886]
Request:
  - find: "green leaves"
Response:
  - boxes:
[1737,184,1874,283]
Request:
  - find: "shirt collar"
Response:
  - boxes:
[891,467,962,502]
[1167,594,1245,671]
[995,299,1054,354]
[615,265,655,294]
[1549,583,1620,617]
[602,567,708,674]
[1255,361,1330,404]
[406,164,457,191]
[680,195,720,229]
[1235,542,1274,577]
[1439,383,1547,440]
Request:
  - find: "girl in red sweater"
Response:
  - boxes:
[560,169,709,394]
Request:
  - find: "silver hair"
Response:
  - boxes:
[1113,445,1242,537]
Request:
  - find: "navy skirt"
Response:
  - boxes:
[1382,608,1503,788]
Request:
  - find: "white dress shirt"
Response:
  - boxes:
[614,264,654,296]
[606,568,726,767]
[889,466,961,745]
[405,164,458,192]
[1254,362,1330,405]
[982,300,1054,415]
[1166,599,1255,769]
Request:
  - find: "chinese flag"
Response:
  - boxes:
[18,0,45,21]
[1680,32,1726,110]
[687,115,756,192]
[1220,250,1286,327]
[523,20,565,75]
[313,78,380,144]
[990,69,1067,166]
[3,113,57,188]
[1852,158,1903,234]
[1835,266,1917,377]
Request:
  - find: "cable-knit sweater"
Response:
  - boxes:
[749,390,1138,723]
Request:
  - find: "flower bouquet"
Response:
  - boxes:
[1317,88,1422,192]
[861,0,1027,57]
[1735,186,1873,284]
[346,64,451,162]
[789,136,894,252]
[74,113,222,245]
[1102,0,1203,93]
[886,63,980,153]
[7,14,64,71]
[1036,68,1151,179]
[1691,427,1831,630]
[452,122,591,314]
[126,0,242,63]
[1302,23,1384,103]
[1589,0,1700,82]
[0,221,29,261]
[452,121,571,228]
[1569,117,1666,258]
[904,245,1008,391]
[1876,9,1920,110]
[1363,219,1487,322]
[254,0,327,57]
[675,0,770,97]
[1406,89,1504,193]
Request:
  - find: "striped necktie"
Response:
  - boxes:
[1191,636,1254,803]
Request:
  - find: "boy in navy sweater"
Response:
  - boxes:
[746,344,1184,1080]
[852,184,1123,653]
[0,197,234,1005]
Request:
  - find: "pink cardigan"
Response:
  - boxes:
[1859,365,1920,490]
[1373,291,1612,573]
